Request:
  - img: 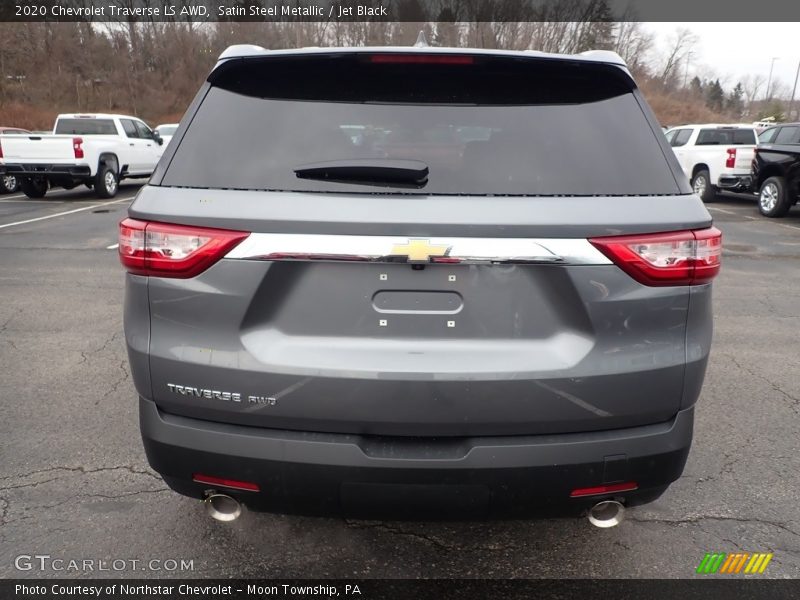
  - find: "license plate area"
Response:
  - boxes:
[250,261,585,341]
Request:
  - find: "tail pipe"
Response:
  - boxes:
[587,500,625,528]
[203,492,242,522]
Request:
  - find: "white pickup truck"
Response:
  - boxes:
[0,113,164,199]
[664,124,757,202]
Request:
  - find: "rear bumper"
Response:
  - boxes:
[717,173,752,191]
[140,397,693,517]
[0,163,91,178]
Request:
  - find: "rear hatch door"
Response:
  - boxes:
[133,51,709,437]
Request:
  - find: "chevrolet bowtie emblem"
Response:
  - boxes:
[389,239,451,262]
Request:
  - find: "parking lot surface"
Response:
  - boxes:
[0,188,798,578]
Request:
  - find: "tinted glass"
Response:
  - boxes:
[157,125,178,136]
[758,127,778,143]
[696,128,755,145]
[775,126,800,144]
[121,120,138,138]
[671,129,692,147]
[55,119,117,135]
[163,55,679,196]
[134,121,153,139]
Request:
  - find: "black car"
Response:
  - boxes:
[753,123,800,217]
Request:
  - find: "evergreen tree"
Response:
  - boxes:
[705,79,725,112]
[726,83,745,118]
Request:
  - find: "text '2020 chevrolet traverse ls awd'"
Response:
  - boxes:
[120,44,720,524]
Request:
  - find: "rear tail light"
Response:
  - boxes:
[725,147,736,168]
[118,218,249,278]
[0,139,4,159]
[369,54,474,64]
[590,227,722,286]
[570,482,638,498]
[73,137,84,159]
[192,473,260,492]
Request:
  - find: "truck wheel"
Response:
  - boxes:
[20,177,48,199]
[758,176,791,218]
[1,174,19,194]
[691,170,715,203]
[94,164,119,199]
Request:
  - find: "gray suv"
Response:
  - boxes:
[120,45,720,522]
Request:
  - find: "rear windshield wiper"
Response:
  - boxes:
[294,159,428,188]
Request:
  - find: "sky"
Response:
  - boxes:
[643,22,800,97]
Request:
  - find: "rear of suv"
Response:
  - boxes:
[121,45,720,519]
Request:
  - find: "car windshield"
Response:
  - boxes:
[162,55,680,196]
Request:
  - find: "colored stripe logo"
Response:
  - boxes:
[696,552,773,574]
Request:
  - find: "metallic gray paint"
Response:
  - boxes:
[133,256,699,437]
[129,186,711,238]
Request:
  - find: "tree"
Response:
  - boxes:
[726,83,745,118]
[741,74,766,109]
[705,79,724,112]
[657,28,697,89]
[613,20,652,76]
[758,100,786,122]
[431,8,461,47]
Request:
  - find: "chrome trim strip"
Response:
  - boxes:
[226,234,611,265]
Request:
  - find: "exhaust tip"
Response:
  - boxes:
[204,493,242,522]
[587,500,625,528]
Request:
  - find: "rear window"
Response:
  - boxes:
[162,54,680,196]
[55,119,117,135]
[696,128,756,145]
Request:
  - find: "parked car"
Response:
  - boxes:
[0,113,163,199]
[120,44,720,523]
[154,123,179,147]
[0,126,30,193]
[752,122,800,217]
[664,124,757,202]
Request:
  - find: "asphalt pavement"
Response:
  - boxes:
[0,186,798,579]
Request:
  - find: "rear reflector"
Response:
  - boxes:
[570,482,638,498]
[119,218,249,278]
[589,227,722,286]
[192,474,260,492]
[369,54,475,64]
